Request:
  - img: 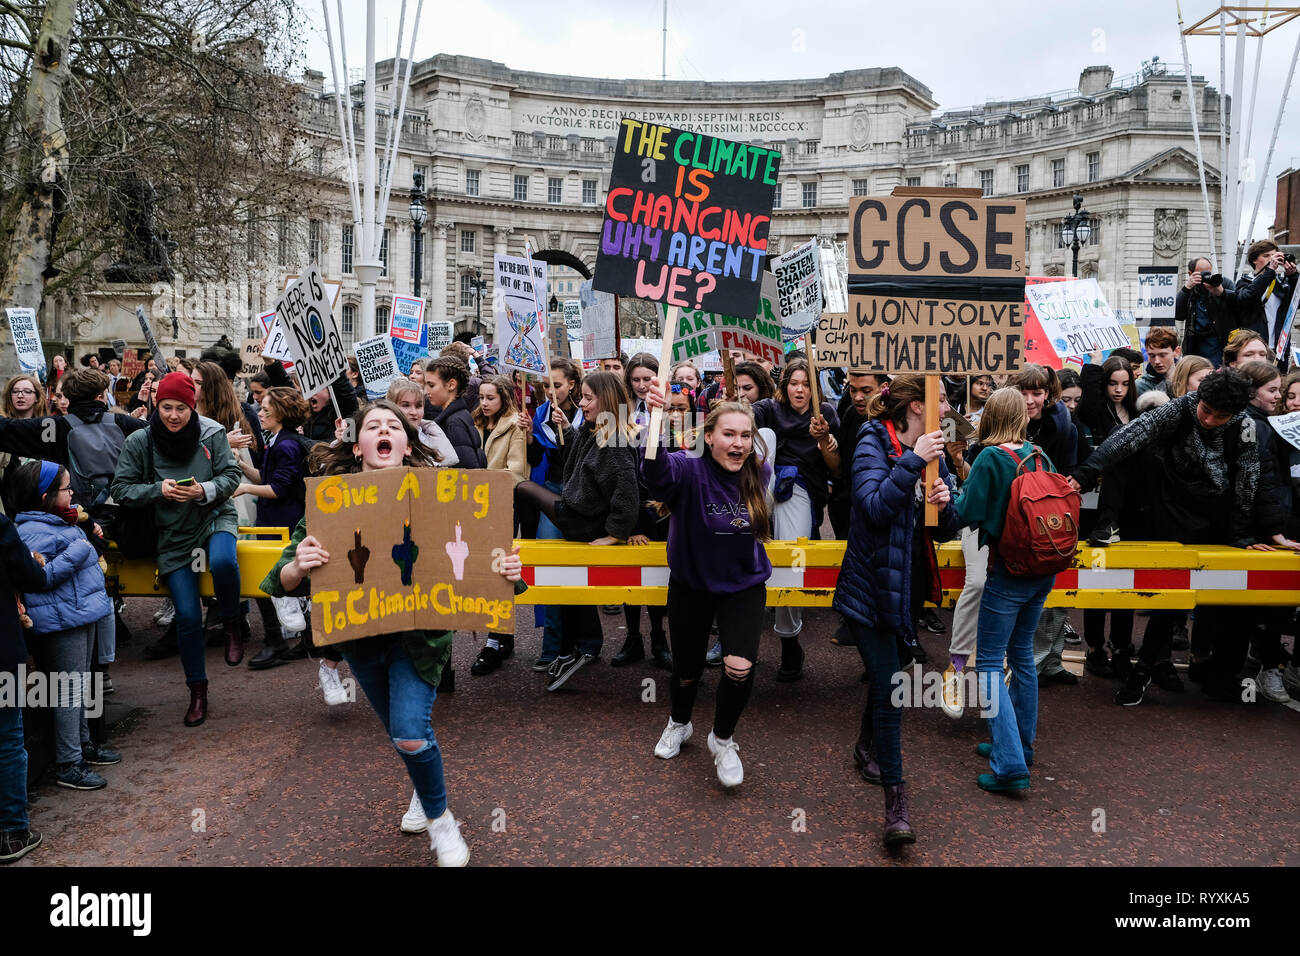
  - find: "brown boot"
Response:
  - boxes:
[184,680,208,727]
[223,618,244,666]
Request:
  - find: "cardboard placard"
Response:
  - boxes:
[277,266,346,396]
[578,281,618,359]
[846,192,1026,374]
[121,349,145,380]
[773,238,823,341]
[592,118,780,318]
[494,254,549,375]
[305,467,516,646]
[239,338,264,377]
[6,307,44,373]
[1269,411,1300,452]
[353,334,399,401]
[1136,266,1179,325]
[660,272,783,366]
[1024,278,1129,359]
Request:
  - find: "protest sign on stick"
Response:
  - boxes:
[592,118,780,319]
[6,308,44,373]
[849,187,1026,524]
[306,467,516,646]
[578,281,618,361]
[1136,266,1179,325]
[353,334,399,401]
[660,273,783,367]
[773,238,823,341]
[277,266,347,417]
[592,118,779,457]
[846,188,1026,375]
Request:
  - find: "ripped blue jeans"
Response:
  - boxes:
[341,634,446,820]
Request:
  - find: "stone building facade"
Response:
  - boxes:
[57,55,1226,357]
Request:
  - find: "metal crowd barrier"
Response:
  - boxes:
[105,530,1300,610]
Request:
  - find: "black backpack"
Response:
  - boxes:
[110,430,160,561]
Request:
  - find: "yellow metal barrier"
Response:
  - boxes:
[105,531,1300,610]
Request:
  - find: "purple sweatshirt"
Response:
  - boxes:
[641,450,772,594]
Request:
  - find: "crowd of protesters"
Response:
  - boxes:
[1,237,1298,865]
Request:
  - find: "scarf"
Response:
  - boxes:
[150,408,201,463]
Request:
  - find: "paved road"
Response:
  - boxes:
[13,597,1300,867]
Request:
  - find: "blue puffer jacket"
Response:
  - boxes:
[832,419,960,635]
[14,512,112,634]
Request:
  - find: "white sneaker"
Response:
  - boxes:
[153,599,175,627]
[654,719,693,759]
[1258,666,1290,704]
[940,665,964,719]
[427,809,469,867]
[318,662,348,706]
[271,595,306,632]
[401,789,428,833]
[707,731,743,788]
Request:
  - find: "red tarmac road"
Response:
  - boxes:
[14,598,1300,867]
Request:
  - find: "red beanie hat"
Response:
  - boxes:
[156,371,196,409]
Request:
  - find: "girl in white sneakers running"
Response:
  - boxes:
[263,401,523,866]
[642,391,772,789]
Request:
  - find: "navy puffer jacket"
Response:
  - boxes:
[832,419,960,635]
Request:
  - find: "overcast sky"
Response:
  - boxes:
[301,0,1300,241]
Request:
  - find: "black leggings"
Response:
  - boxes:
[625,604,666,642]
[667,579,764,739]
[1083,608,1133,653]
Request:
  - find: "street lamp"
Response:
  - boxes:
[468,268,489,335]
[1058,193,1092,278]
[409,171,427,298]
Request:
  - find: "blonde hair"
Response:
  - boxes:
[976,388,1030,447]
[1168,355,1212,398]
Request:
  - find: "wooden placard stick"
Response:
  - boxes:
[645,307,679,461]
[924,375,941,527]
[721,348,737,401]
[806,340,822,417]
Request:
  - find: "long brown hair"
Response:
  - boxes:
[1236,359,1281,399]
[307,400,434,476]
[473,374,520,431]
[704,401,771,541]
[193,361,242,432]
[777,358,815,411]
[3,373,47,418]
[865,372,925,427]
[581,370,639,443]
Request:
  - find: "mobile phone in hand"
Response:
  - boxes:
[176,477,195,486]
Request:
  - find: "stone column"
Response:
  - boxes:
[431,220,451,324]
[494,224,513,261]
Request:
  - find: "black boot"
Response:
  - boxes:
[883,783,916,846]
[142,621,178,661]
[775,637,804,682]
[248,600,289,670]
[438,665,455,694]
[611,633,645,667]
[649,631,672,671]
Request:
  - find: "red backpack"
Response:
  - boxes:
[994,444,1081,577]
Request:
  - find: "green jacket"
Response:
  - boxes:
[955,441,1050,549]
[110,416,242,575]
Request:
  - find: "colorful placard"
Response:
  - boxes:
[592,118,780,318]
[353,334,399,401]
[494,254,549,375]
[660,272,783,366]
[1024,278,1129,359]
